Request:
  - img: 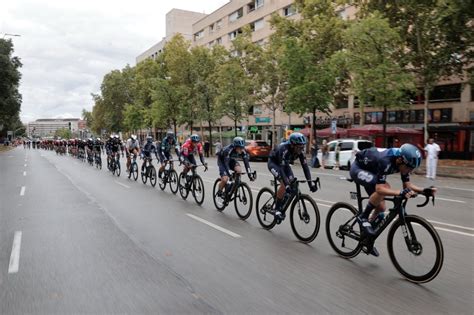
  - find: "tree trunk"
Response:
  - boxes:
[423,86,429,144]
[311,107,317,146]
[383,105,388,148]
[208,120,213,155]
[272,103,276,149]
[234,119,238,137]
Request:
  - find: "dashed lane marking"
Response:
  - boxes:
[186,213,241,238]
[23,171,26,176]
[439,186,474,192]
[114,181,131,189]
[8,231,22,274]
[20,186,26,196]
[436,197,466,204]
[428,220,474,231]
[434,227,474,237]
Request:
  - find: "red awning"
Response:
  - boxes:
[299,127,347,137]
[347,125,422,137]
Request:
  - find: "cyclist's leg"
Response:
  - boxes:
[159,152,167,173]
[217,158,229,191]
[268,161,287,211]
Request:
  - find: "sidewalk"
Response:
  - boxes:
[415,159,474,180]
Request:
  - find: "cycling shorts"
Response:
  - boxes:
[267,160,294,184]
[217,158,239,177]
[350,162,377,196]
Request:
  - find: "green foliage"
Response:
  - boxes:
[0,39,22,136]
[55,128,72,139]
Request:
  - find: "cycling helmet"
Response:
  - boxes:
[96,138,101,141]
[146,136,153,143]
[113,134,119,139]
[399,143,422,169]
[233,136,245,148]
[166,131,174,138]
[190,134,200,143]
[289,132,307,145]
[131,135,137,141]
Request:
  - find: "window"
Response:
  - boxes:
[209,24,215,33]
[358,142,373,150]
[334,95,348,109]
[208,41,214,47]
[230,50,242,57]
[256,0,264,9]
[340,142,354,151]
[251,18,265,32]
[328,142,337,152]
[253,105,263,115]
[216,37,222,45]
[429,84,461,103]
[283,5,296,17]
[194,30,204,41]
[254,39,265,46]
[229,29,242,40]
[216,20,222,30]
[247,2,255,12]
[337,9,348,20]
[229,8,243,22]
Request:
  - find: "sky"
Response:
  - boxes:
[0,0,229,123]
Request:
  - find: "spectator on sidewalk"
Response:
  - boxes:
[310,139,320,168]
[424,138,440,180]
[321,139,328,168]
[204,140,210,157]
[214,141,222,156]
[334,142,341,170]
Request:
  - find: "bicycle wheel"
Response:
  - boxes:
[326,202,362,258]
[255,187,277,230]
[132,163,138,181]
[141,167,148,184]
[193,175,205,205]
[234,182,253,220]
[212,179,226,211]
[178,173,189,200]
[98,158,102,170]
[169,170,179,194]
[387,215,444,283]
[149,166,157,187]
[115,160,121,177]
[289,194,320,243]
[158,170,167,191]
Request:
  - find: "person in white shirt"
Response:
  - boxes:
[424,138,441,179]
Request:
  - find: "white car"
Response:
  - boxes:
[318,139,374,170]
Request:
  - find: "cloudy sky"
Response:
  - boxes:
[1,0,228,123]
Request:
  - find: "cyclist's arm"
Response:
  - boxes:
[404,181,424,193]
[242,151,252,174]
[299,153,311,182]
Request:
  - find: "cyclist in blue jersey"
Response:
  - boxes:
[267,132,318,223]
[216,137,255,197]
[158,131,180,178]
[350,143,437,256]
[140,136,159,174]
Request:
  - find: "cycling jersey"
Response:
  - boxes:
[217,144,251,177]
[350,147,409,195]
[181,139,205,165]
[159,136,180,161]
[126,138,140,151]
[268,141,311,186]
[141,142,157,159]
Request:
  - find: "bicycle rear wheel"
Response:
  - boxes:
[169,170,179,194]
[149,166,157,187]
[193,175,205,205]
[212,179,226,211]
[234,182,253,220]
[255,187,277,230]
[141,167,148,184]
[115,160,121,177]
[158,170,167,191]
[178,173,189,200]
[326,202,362,258]
[132,163,138,181]
[387,215,444,283]
[290,194,320,243]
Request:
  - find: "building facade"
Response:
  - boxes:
[137,1,473,158]
[27,118,85,138]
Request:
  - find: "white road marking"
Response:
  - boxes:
[436,197,465,204]
[24,163,27,167]
[315,198,336,204]
[20,186,26,196]
[186,213,241,238]
[114,181,130,189]
[23,171,26,176]
[8,231,22,274]
[428,220,474,231]
[434,227,474,237]
[439,186,474,192]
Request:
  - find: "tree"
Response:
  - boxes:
[354,0,474,142]
[122,103,144,133]
[0,39,22,137]
[271,0,346,143]
[216,56,254,137]
[337,13,415,147]
[82,109,93,130]
[55,128,72,139]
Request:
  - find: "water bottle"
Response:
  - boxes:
[372,212,385,229]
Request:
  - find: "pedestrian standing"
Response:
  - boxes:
[334,142,341,170]
[321,139,328,168]
[204,140,210,157]
[424,138,440,179]
[310,139,320,168]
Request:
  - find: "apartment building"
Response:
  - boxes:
[27,118,82,138]
[136,9,207,63]
[136,1,473,158]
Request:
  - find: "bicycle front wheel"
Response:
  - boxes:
[234,182,253,220]
[255,187,276,230]
[326,202,362,258]
[132,163,138,181]
[169,170,179,194]
[290,194,320,243]
[141,167,147,184]
[193,175,205,205]
[158,170,167,191]
[178,173,189,200]
[387,215,444,283]
[115,161,121,177]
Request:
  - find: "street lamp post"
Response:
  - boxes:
[1,33,21,39]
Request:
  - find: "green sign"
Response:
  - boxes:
[255,117,271,123]
[294,128,301,131]
[249,126,262,134]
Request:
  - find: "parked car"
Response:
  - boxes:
[245,140,271,161]
[317,139,373,170]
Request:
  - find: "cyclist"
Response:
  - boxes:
[158,131,180,179]
[86,138,94,163]
[105,135,114,166]
[93,137,102,161]
[180,134,207,181]
[268,132,318,223]
[350,143,437,257]
[140,136,158,174]
[125,135,141,172]
[216,136,255,198]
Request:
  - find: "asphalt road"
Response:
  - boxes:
[1,147,473,314]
